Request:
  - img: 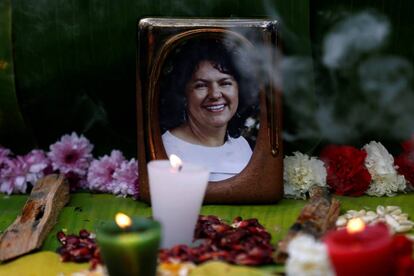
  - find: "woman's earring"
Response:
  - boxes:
[182,109,187,122]
[182,100,188,122]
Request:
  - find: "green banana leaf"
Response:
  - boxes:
[0,0,35,153]
[1,193,413,274]
[2,1,414,156]
[6,0,311,156]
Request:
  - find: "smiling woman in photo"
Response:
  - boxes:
[159,38,259,181]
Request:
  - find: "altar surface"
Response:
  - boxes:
[1,193,413,275]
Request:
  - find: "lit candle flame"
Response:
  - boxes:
[115,212,132,229]
[346,218,365,234]
[169,154,183,172]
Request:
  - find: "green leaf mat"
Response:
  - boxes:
[1,193,413,273]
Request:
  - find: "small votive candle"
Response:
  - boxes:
[324,219,393,276]
[97,213,161,276]
[147,155,209,248]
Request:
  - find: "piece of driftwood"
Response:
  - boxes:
[0,174,69,262]
[274,186,341,264]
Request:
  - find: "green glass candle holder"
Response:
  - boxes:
[97,217,161,276]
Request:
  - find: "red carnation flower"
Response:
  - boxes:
[395,155,414,186]
[401,137,414,153]
[392,235,414,276]
[395,137,414,188]
[320,145,371,196]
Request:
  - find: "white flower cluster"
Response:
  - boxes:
[286,235,335,276]
[363,141,406,196]
[284,141,408,199]
[283,152,327,199]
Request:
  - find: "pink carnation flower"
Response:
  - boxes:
[48,132,93,176]
[109,159,139,198]
[87,150,125,192]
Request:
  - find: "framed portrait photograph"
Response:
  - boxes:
[137,18,283,204]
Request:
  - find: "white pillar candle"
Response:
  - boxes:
[147,158,209,248]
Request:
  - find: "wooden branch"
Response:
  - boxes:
[0,174,70,262]
[274,186,341,264]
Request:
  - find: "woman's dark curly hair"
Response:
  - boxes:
[159,36,259,138]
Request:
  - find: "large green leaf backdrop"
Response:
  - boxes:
[0,0,413,156]
[0,0,311,156]
[305,0,414,155]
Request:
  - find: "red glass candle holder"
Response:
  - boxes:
[324,223,393,276]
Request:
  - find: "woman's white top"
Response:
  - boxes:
[162,131,252,181]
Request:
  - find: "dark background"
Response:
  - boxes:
[1,0,413,157]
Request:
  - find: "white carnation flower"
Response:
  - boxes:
[284,152,327,199]
[286,235,335,276]
[363,141,406,196]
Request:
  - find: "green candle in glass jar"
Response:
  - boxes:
[97,213,161,276]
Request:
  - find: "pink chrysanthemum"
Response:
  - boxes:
[0,149,50,195]
[0,146,12,173]
[0,157,28,195]
[23,149,51,185]
[87,150,125,192]
[0,146,11,159]
[48,132,93,176]
[0,146,14,194]
[109,159,139,198]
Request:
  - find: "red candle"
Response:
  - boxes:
[324,219,393,276]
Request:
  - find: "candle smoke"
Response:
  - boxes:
[279,9,413,153]
[322,12,390,69]
[157,3,414,155]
